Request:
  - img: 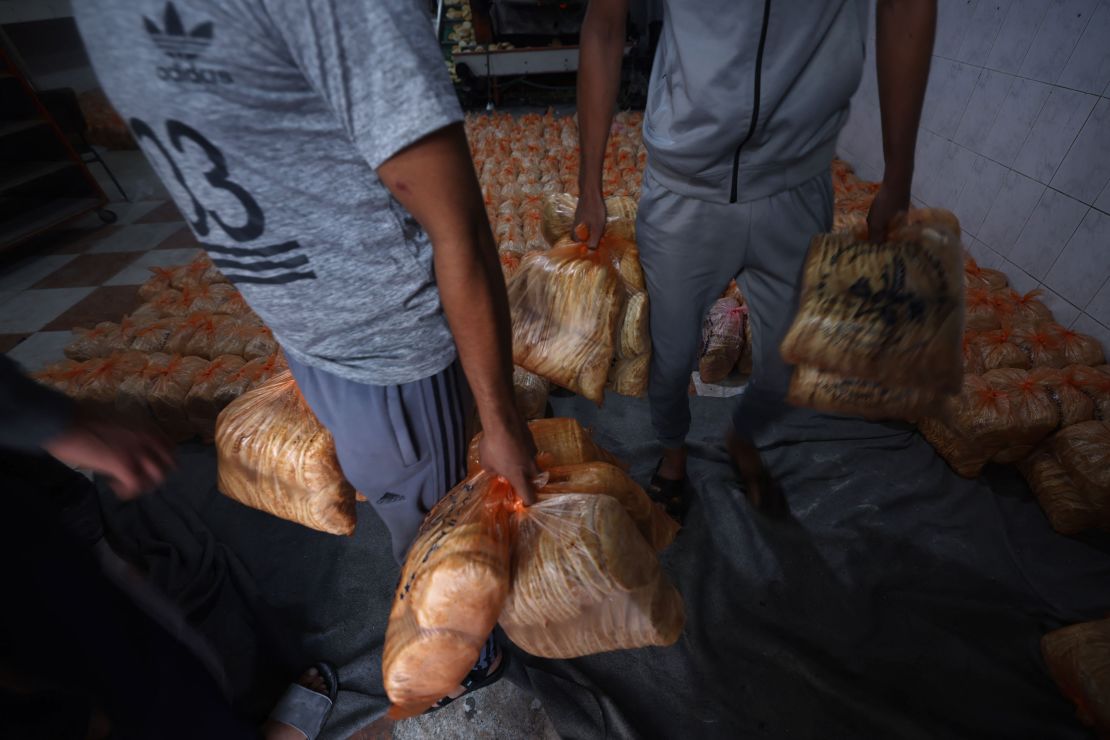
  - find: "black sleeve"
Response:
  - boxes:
[0,355,75,453]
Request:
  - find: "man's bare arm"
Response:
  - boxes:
[378,123,538,503]
[868,0,936,242]
[574,0,630,247]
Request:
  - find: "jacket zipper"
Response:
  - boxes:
[730,0,773,204]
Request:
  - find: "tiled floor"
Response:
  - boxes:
[0,198,197,374]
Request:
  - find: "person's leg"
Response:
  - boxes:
[285,357,469,564]
[638,168,750,485]
[729,169,835,504]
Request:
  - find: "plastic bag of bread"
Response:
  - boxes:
[984,369,1059,464]
[1028,367,1096,428]
[170,254,226,289]
[383,473,516,718]
[1070,365,1110,419]
[65,321,130,361]
[965,288,1010,332]
[130,317,184,353]
[919,375,1015,478]
[144,353,208,441]
[962,333,986,376]
[1011,325,1066,368]
[1006,289,1054,326]
[539,462,679,551]
[163,314,212,356]
[185,355,247,441]
[699,297,744,384]
[508,239,629,403]
[540,193,637,246]
[513,365,550,420]
[138,267,174,301]
[975,327,1031,371]
[1020,446,1109,536]
[788,365,947,421]
[551,232,645,294]
[467,417,623,476]
[619,290,650,358]
[72,352,150,415]
[1049,325,1105,367]
[963,258,1008,292]
[188,282,238,314]
[609,353,649,398]
[1041,618,1110,735]
[215,371,355,534]
[780,212,964,394]
[33,359,85,396]
[499,493,684,659]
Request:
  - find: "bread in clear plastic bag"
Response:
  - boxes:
[1041,617,1110,735]
[780,214,965,393]
[508,240,628,404]
[965,287,1010,332]
[539,462,678,551]
[983,368,1059,464]
[138,267,175,301]
[1019,446,1109,535]
[920,375,1015,478]
[1005,289,1054,326]
[383,473,516,718]
[467,417,623,476]
[513,365,550,420]
[130,316,184,353]
[699,297,745,383]
[499,493,684,659]
[1069,365,1110,419]
[65,320,134,361]
[215,370,356,535]
[975,326,1032,370]
[788,365,948,421]
[185,354,247,441]
[144,353,208,441]
[963,258,1009,292]
[170,254,227,289]
[1010,324,1067,368]
[540,192,637,246]
[619,290,650,358]
[609,353,649,398]
[1049,325,1105,367]
[1027,367,1095,428]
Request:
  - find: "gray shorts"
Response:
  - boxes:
[285,353,470,563]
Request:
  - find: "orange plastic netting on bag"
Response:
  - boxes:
[74,352,150,415]
[1041,618,1110,736]
[169,254,227,289]
[1028,367,1096,428]
[1011,324,1067,368]
[780,214,965,394]
[1005,289,1054,326]
[144,353,208,441]
[965,287,1011,332]
[698,297,745,384]
[383,473,516,719]
[215,371,356,535]
[975,326,1031,371]
[467,417,623,476]
[185,355,247,441]
[1049,325,1106,367]
[983,369,1059,464]
[508,238,631,403]
[499,492,684,659]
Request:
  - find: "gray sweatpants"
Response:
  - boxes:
[637,166,834,448]
[285,353,470,563]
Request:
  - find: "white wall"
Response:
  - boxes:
[837,0,1110,349]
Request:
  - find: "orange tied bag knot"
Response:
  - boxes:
[65,320,132,361]
[499,492,685,660]
[983,368,1059,464]
[383,473,518,719]
[75,352,150,414]
[215,370,356,535]
[1068,365,1110,420]
[508,237,635,404]
[144,353,209,440]
[963,257,1009,293]
[965,287,1012,332]
[1048,324,1106,367]
[467,417,624,476]
[538,192,637,246]
[919,374,1016,478]
[138,266,176,302]
[1028,367,1096,428]
[1006,289,1054,326]
[185,355,247,441]
[1011,324,1067,368]
[1041,617,1110,734]
[976,325,1031,371]
[130,316,184,353]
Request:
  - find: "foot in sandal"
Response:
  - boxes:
[426,636,508,713]
[263,663,338,740]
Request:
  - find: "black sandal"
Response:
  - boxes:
[425,645,509,714]
[268,662,339,740]
[648,460,690,524]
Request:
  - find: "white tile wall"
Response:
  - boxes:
[838,0,1110,342]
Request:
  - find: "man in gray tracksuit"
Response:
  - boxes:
[575,0,936,511]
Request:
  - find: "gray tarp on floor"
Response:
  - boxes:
[99,392,1110,739]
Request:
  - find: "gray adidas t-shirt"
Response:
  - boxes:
[75,0,463,385]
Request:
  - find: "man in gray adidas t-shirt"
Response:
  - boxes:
[76,0,538,725]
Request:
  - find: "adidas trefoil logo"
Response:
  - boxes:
[143,2,233,85]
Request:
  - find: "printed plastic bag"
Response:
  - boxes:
[383,473,516,718]
[540,192,637,246]
[1041,618,1110,735]
[508,239,629,403]
[499,493,684,659]
[216,371,356,535]
[787,365,947,421]
[699,297,744,383]
[780,213,964,394]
